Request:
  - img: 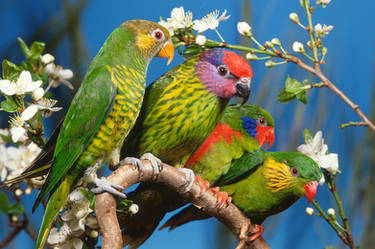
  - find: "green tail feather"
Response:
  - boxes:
[35,176,73,249]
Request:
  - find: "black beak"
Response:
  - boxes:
[235,77,252,105]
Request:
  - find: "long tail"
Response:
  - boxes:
[159,204,211,231]
[121,183,184,249]
[35,176,73,249]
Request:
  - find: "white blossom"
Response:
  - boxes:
[237,21,252,36]
[129,204,139,214]
[297,130,339,174]
[265,60,276,67]
[0,71,42,96]
[32,87,45,101]
[34,98,63,117]
[195,35,206,46]
[9,119,27,143]
[193,9,230,33]
[289,13,300,24]
[21,105,38,121]
[292,41,305,53]
[305,207,314,215]
[327,208,336,217]
[319,0,331,4]
[314,23,334,37]
[41,53,55,65]
[159,7,193,35]
[44,63,74,89]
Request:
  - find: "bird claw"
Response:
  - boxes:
[140,152,163,175]
[91,177,126,198]
[215,191,232,208]
[178,168,195,193]
[121,157,145,175]
[195,176,210,192]
[248,224,264,241]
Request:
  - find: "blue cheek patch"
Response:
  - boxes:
[241,116,257,138]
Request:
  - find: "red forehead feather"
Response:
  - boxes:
[223,51,253,78]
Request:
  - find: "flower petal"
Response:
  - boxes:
[21,105,38,121]
[0,80,16,95]
[10,126,26,142]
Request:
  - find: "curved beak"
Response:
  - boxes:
[157,39,174,65]
[256,126,275,149]
[235,77,252,104]
[304,181,318,203]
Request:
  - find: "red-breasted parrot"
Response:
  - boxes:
[3,20,174,249]
[119,48,253,248]
[161,150,323,240]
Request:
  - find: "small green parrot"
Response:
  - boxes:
[161,150,323,240]
[120,48,254,248]
[3,20,174,249]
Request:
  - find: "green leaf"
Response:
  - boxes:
[6,203,24,215]
[30,41,45,56]
[285,75,303,94]
[80,189,96,210]
[18,37,32,59]
[1,98,18,112]
[0,191,9,214]
[277,88,296,103]
[2,59,21,81]
[116,199,134,213]
[303,129,313,143]
[296,90,307,104]
[183,46,204,56]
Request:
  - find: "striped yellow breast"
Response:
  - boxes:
[83,64,145,159]
[263,158,293,192]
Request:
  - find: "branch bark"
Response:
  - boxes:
[95,160,270,249]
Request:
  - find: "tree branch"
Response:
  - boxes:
[95,160,270,249]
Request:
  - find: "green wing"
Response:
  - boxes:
[215,150,264,186]
[33,66,116,211]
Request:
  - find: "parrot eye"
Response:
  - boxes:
[152,29,165,42]
[291,167,299,177]
[217,65,229,77]
[257,117,267,127]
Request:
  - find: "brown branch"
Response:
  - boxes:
[287,54,375,131]
[95,160,270,249]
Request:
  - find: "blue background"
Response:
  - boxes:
[0,0,374,248]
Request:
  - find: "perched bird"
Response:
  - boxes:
[185,103,275,203]
[3,20,174,249]
[120,48,253,248]
[161,150,323,240]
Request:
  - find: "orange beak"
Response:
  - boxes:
[157,40,174,65]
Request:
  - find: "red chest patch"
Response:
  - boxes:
[185,123,242,167]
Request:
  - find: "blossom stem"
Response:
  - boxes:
[339,121,367,129]
[250,36,265,50]
[303,52,314,61]
[311,200,342,235]
[302,0,319,62]
[214,29,225,43]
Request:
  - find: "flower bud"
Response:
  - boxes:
[89,230,99,238]
[306,41,312,50]
[11,215,19,222]
[321,47,328,56]
[15,189,24,196]
[25,187,32,195]
[289,13,300,24]
[292,41,305,53]
[246,53,258,60]
[319,0,331,4]
[265,60,276,68]
[129,204,139,214]
[305,207,314,216]
[41,54,55,65]
[195,35,206,46]
[237,21,252,36]
[265,41,274,48]
[327,208,335,217]
[32,87,45,101]
[271,38,281,46]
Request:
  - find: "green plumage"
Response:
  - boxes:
[8,20,173,249]
[162,150,323,229]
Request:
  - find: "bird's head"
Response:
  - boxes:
[121,20,174,64]
[263,152,323,203]
[195,49,253,103]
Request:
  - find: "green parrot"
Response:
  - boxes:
[119,48,254,248]
[3,20,174,249]
[160,150,323,240]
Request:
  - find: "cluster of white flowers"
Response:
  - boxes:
[0,71,42,97]
[297,130,339,175]
[43,54,74,90]
[0,131,41,183]
[314,23,334,37]
[159,7,230,44]
[48,188,98,249]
